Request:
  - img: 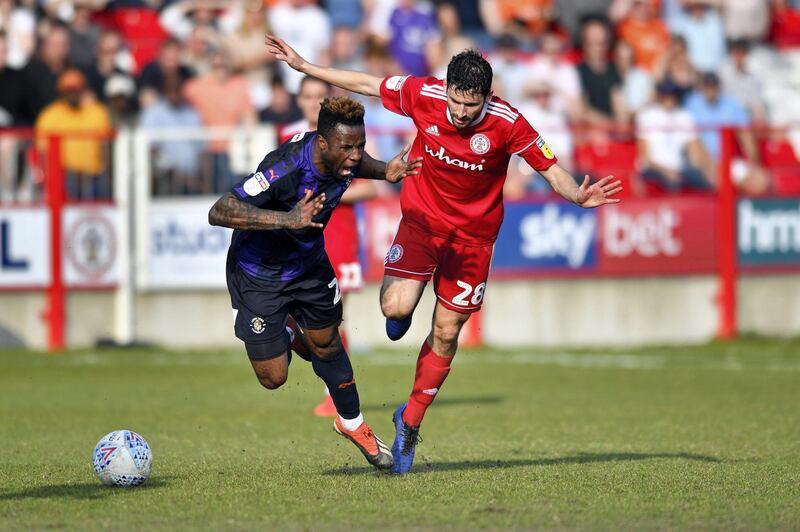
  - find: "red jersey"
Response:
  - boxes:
[380,75,557,245]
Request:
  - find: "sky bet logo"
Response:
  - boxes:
[519,204,596,268]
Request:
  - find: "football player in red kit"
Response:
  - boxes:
[280,76,377,417]
[266,35,622,474]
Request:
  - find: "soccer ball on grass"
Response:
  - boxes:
[92,430,152,487]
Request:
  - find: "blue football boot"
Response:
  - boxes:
[391,403,422,475]
[386,315,413,341]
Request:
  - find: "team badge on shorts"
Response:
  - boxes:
[250,317,266,334]
[386,244,404,264]
[470,134,491,155]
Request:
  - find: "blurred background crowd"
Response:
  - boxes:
[1,0,800,200]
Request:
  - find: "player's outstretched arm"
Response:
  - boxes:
[540,164,623,208]
[357,144,422,183]
[264,34,383,97]
[209,190,326,230]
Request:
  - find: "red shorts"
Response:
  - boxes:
[383,219,493,313]
[325,205,363,293]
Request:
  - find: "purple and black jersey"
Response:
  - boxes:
[229,132,354,284]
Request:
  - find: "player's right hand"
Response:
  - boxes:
[264,34,306,71]
[287,189,325,230]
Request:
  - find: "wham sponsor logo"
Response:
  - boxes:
[424,144,484,172]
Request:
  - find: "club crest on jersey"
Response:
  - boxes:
[250,317,266,334]
[385,75,408,92]
[470,134,491,155]
[386,244,403,263]
[535,136,555,160]
[243,172,270,196]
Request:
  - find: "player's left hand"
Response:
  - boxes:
[576,175,623,208]
[386,143,423,184]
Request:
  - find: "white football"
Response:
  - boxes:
[92,430,152,487]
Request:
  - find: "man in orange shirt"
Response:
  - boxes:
[616,0,669,73]
[36,69,112,199]
[183,49,257,192]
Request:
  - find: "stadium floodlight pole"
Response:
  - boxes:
[717,126,737,340]
[45,135,66,352]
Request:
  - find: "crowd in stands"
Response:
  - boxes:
[1,0,800,200]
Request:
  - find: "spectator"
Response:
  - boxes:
[426,2,475,78]
[614,39,653,117]
[489,33,533,103]
[506,80,574,198]
[723,0,769,43]
[0,0,36,68]
[636,80,713,192]
[104,73,137,128]
[552,0,613,45]
[95,0,168,69]
[447,0,492,50]
[615,0,670,73]
[360,42,413,165]
[653,34,696,103]
[35,69,113,199]
[184,48,256,192]
[719,38,766,124]
[280,76,331,141]
[330,26,366,72]
[139,76,206,195]
[325,0,363,29]
[85,30,132,102]
[684,72,769,194]
[138,38,195,108]
[388,0,439,76]
[269,0,331,92]
[364,0,399,46]
[258,72,302,125]
[220,3,273,109]
[23,24,72,116]
[180,25,216,75]
[159,0,231,39]
[66,2,102,72]
[668,0,726,72]
[577,17,626,127]
[0,30,34,125]
[0,29,34,201]
[521,23,581,120]
[479,0,553,47]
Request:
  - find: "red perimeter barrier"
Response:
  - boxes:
[44,136,65,351]
[717,128,737,340]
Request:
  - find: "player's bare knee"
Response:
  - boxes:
[432,321,461,348]
[307,335,343,360]
[257,371,287,390]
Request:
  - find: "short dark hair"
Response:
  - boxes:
[446,50,493,97]
[317,96,365,140]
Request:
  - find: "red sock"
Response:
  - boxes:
[402,341,454,427]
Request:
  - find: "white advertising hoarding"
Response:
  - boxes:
[140,198,232,289]
[63,206,121,287]
[0,208,50,287]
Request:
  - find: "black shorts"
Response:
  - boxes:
[226,256,343,360]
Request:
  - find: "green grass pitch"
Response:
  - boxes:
[1,338,799,530]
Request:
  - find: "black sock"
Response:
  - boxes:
[311,349,359,419]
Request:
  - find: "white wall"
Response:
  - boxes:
[1,275,799,349]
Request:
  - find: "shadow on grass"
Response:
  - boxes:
[0,477,171,500]
[323,452,721,476]
[360,395,504,413]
